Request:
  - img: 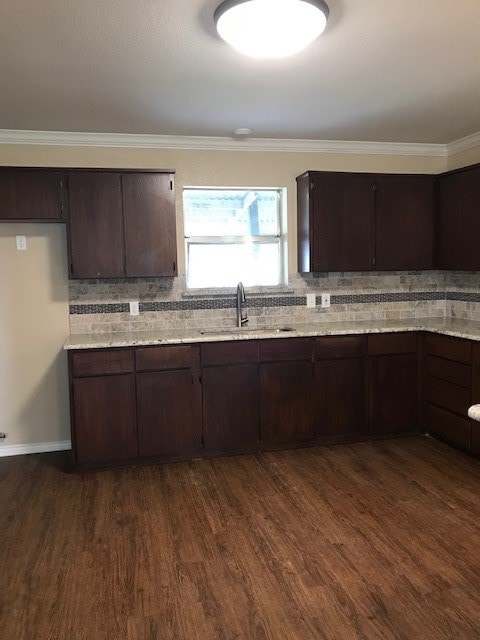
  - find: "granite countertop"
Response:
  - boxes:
[63,318,480,350]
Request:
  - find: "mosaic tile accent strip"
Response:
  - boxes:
[446,292,480,302]
[69,291,447,315]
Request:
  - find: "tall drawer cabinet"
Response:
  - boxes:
[423,333,478,451]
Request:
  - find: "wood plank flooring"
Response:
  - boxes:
[2,437,480,639]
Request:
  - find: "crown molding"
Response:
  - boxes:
[446,131,480,157]
[0,128,447,157]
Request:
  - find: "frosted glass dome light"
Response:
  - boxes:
[214,0,329,59]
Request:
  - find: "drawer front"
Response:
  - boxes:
[315,335,366,360]
[425,333,472,364]
[258,338,313,362]
[136,345,193,372]
[201,341,258,367]
[368,333,417,356]
[425,354,471,388]
[424,376,471,416]
[425,403,471,449]
[70,348,134,377]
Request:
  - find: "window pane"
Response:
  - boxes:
[187,243,280,288]
[184,189,279,237]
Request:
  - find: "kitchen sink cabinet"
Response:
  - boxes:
[0,168,67,221]
[367,333,420,437]
[200,342,260,455]
[315,336,368,442]
[69,349,137,466]
[437,164,480,270]
[135,345,201,460]
[296,171,435,273]
[259,338,315,449]
[67,170,176,279]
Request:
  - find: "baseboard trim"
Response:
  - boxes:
[0,440,72,457]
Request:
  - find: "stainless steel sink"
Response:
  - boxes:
[199,326,294,336]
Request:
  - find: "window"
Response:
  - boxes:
[183,188,285,288]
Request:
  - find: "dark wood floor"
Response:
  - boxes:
[2,437,480,639]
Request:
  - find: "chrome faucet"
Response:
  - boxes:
[236,281,248,328]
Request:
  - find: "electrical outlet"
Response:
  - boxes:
[321,293,331,308]
[16,235,27,251]
[129,301,140,316]
[306,293,316,308]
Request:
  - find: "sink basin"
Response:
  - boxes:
[199,326,294,336]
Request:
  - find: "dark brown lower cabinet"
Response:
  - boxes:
[202,364,260,455]
[260,360,315,449]
[136,370,197,459]
[423,333,473,450]
[368,334,420,437]
[315,335,367,442]
[73,374,137,465]
[316,358,367,441]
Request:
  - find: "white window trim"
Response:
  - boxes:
[183,187,287,290]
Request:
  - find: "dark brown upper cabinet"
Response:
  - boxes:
[297,171,435,273]
[297,171,375,272]
[0,168,67,221]
[437,164,480,270]
[67,170,177,279]
[375,175,434,271]
[68,172,125,278]
[123,173,177,277]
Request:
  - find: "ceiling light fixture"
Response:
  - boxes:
[214,0,329,59]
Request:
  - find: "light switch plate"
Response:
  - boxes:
[129,301,140,316]
[321,293,331,308]
[306,293,316,308]
[16,235,27,251]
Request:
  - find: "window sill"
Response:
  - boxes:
[183,285,294,299]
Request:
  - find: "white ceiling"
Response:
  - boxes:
[1,0,480,144]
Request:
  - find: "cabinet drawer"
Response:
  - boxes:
[425,354,471,388]
[259,338,313,362]
[424,376,471,416]
[368,332,417,355]
[70,349,134,377]
[315,335,366,359]
[425,403,470,449]
[425,333,472,364]
[136,345,193,372]
[201,341,258,367]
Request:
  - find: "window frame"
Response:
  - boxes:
[183,187,286,290]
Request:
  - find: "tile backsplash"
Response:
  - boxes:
[66,270,480,335]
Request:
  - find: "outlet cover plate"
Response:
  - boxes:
[321,293,331,308]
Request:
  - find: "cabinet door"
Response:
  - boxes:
[202,364,259,455]
[0,169,66,220]
[122,173,177,277]
[136,370,197,459]
[437,166,480,270]
[312,173,375,271]
[260,361,315,448]
[68,172,125,278]
[315,358,367,441]
[375,175,434,270]
[368,354,419,436]
[73,374,137,465]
